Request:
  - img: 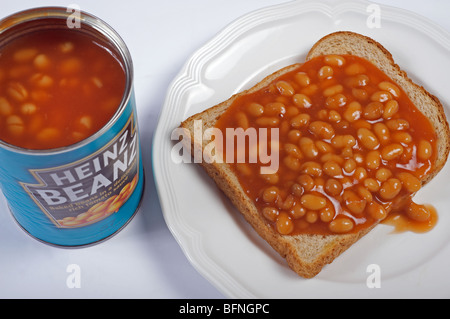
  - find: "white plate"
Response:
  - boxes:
[153,0,450,298]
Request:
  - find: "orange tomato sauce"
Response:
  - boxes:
[0,28,126,150]
[215,54,438,235]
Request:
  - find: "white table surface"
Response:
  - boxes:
[0,0,449,299]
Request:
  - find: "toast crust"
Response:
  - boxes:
[180,31,450,278]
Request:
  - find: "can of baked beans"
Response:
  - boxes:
[0,7,144,247]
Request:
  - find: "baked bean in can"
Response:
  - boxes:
[0,7,144,246]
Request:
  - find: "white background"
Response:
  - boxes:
[0,0,449,299]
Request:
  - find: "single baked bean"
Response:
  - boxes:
[323,84,343,97]
[247,102,264,117]
[299,137,319,158]
[392,131,412,144]
[323,161,342,177]
[235,112,249,129]
[343,189,366,215]
[346,74,369,87]
[319,206,335,223]
[381,143,404,160]
[364,178,380,192]
[0,97,13,116]
[309,121,335,139]
[301,161,322,177]
[33,54,51,70]
[343,101,362,122]
[60,57,82,75]
[290,113,310,128]
[397,172,421,193]
[315,140,333,153]
[343,158,357,174]
[324,178,343,196]
[378,81,401,97]
[367,201,387,220]
[318,66,334,80]
[373,122,390,144]
[294,72,310,87]
[13,48,38,63]
[354,167,368,180]
[7,82,28,102]
[264,102,286,116]
[325,93,347,109]
[324,55,345,67]
[59,41,74,53]
[300,194,327,210]
[353,153,364,165]
[290,183,304,197]
[287,129,301,143]
[371,90,392,103]
[386,119,409,131]
[417,140,432,160]
[379,178,402,200]
[363,101,383,120]
[357,128,379,150]
[356,185,373,202]
[262,207,279,222]
[30,73,54,88]
[262,173,280,185]
[351,88,369,101]
[292,93,312,108]
[341,146,353,158]
[383,100,399,119]
[290,203,306,219]
[76,115,93,132]
[375,168,392,182]
[276,81,295,96]
[276,212,294,235]
[20,102,37,115]
[342,147,353,160]
[6,115,25,137]
[406,202,431,222]
[297,174,315,192]
[328,110,341,122]
[262,186,280,203]
[284,143,303,159]
[329,217,354,233]
[285,106,299,118]
[284,155,301,171]
[256,116,280,127]
[305,211,318,223]
[36,127,61,145]
[365,150,381,170]
[345,63,365,76]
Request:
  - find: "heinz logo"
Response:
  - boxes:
[21,115,139,228]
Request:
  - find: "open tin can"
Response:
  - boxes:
[0,7,144,247]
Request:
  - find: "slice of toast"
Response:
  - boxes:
[180,31,450,278]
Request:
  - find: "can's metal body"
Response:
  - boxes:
[0,8,144,247]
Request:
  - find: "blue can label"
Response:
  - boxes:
[20,114,139,229]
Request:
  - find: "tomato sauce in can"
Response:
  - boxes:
[0,7,145,246]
